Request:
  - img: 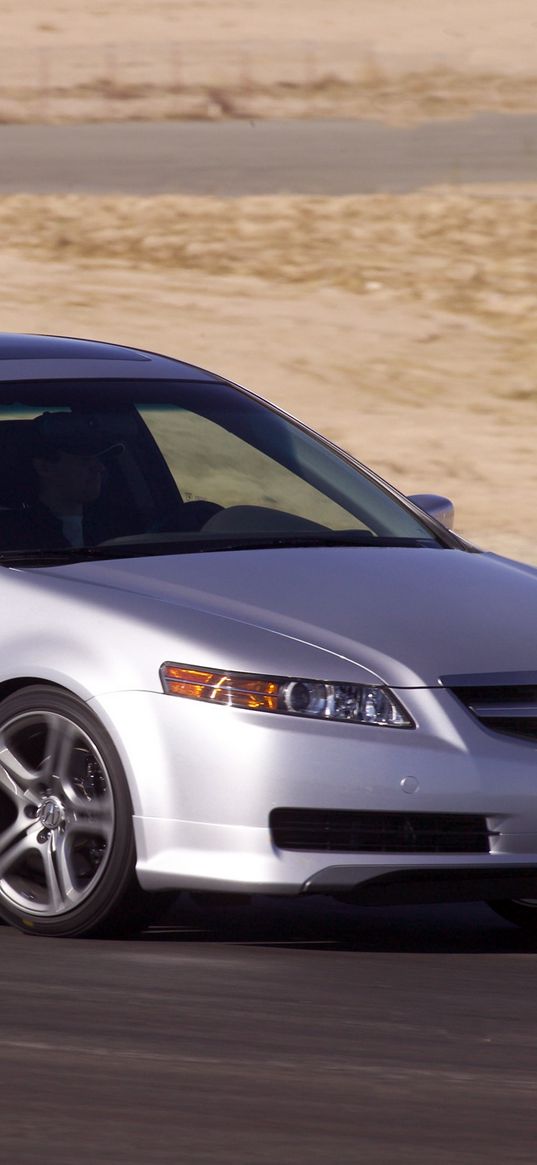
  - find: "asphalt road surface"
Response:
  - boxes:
[2,895,537,1164]
[1,113,537,194]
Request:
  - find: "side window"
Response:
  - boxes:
[139,407,365,530]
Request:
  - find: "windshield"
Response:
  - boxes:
[0,379,446,562]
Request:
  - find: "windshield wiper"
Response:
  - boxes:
[200,533,441,551]
[0,532,442,568]
[0,538,246,567]
[0,546,126,568]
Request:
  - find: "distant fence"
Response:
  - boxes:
[0,39,438,94]
[0,40,449,122]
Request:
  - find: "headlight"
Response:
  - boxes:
[160,663,414,728]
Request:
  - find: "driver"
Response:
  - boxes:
[19,413,123,549]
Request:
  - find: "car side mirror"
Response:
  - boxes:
[407,493,455,528]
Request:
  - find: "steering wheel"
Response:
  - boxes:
[149,499,223,534]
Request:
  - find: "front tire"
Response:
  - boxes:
[0,686,153,937]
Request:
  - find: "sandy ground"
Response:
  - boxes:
[2,187,537,562]
[5,0,537,66]
[3,0,537,122]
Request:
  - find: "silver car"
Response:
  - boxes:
[0,331,536,938]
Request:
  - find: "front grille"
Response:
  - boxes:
[442,673,537,741]
[270,808,492,854]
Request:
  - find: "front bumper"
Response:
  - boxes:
[89,687,537,902]
[131,812,537,904]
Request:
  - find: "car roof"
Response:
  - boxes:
[0,333,225,382]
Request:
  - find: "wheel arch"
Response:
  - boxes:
[0,676,79,705]
[0,679,150,823]
[0,678,139,818]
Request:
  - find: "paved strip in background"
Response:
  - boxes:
[1,113,537,194]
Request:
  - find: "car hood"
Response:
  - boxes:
[40,545,537,688]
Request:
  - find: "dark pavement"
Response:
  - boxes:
[1,896,536,1164]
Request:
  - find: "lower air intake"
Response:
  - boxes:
[270,808,492,854]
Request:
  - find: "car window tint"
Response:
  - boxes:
[140,407,371,531]
[0,384,441,552]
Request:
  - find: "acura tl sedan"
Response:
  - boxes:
[0,332,536,938]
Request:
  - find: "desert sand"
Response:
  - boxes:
[5,0,537,68]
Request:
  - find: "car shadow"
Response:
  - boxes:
[141,893,537,954]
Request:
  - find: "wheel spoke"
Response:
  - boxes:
[0,814,32,861]
[49,832,86,909]
[43,714,78,783]
[0,766,41,809]
[0,765,21,802]
[0,746,43,804]
[61,779,112,816]
[41,836,65,913]
[0,824,39,881]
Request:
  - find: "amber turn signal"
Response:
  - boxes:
[160,663,279,711]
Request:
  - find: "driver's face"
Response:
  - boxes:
[35,450,105,507]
